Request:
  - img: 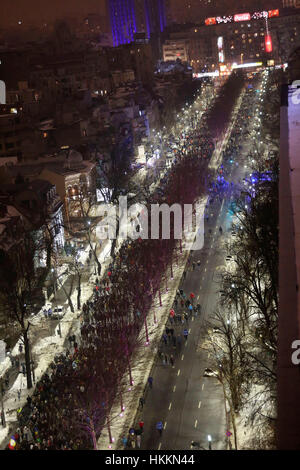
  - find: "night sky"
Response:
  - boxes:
[0,0,284,30]
[0,0,107,28]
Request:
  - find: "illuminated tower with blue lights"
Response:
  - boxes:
[108,0,167,46]
[108,0,137,46]
[144,0,167,38]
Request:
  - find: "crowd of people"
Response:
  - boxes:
[4,80,243,451]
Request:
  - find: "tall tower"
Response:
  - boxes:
[107,0,167,46]
[144,0,167,37]
[107,0,137,46]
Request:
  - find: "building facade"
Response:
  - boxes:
[107,0,167,46]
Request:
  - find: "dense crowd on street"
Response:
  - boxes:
[4,75,261,451]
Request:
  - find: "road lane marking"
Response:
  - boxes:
[202,383,205,391]
[194,419,198,428]
[177,369,181,376]
[185,341,187,347]
[173,385,176,392]
[192,317,194,322]
[181,354,184,361]
[164,422,167,429]
[158,442,162,450]
[188,329,191,333]
[168,402,172,410]
[198,401,202,409]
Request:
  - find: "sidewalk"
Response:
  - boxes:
[0,237,112,448]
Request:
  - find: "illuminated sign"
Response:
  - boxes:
[205,17,216,25]
[216,16,233,24]
[205,9,279,25]
[193,71,220,78]
[217,36,224,63]
[265,34,272,53]
[252,11,268,19]
[232,62,263,69]
[234,13,250,22]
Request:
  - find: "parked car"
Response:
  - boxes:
[203,368,218,378]
[52,305,65,319]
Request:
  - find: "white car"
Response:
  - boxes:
[203,368,219,378]
[52,305,65,319]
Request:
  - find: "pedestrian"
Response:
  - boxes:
[139,397,145,409]
[122,436,128,449]
[162,334,167,346]
[170,355,174,367]
[174,298,178,308]
[18,344,23,354]
[136,434,141,449]
[156,421,163,436]
[183,328,189,340]
[139,420,144,431]
[148,377,153,389]
[164,354,168,365]
[192,261,196,271]
[183,271,187,280]
[184,313,189,324]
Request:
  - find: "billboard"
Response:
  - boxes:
[265,34,273,53]
[205,9,279,26]
[234,13,251,22]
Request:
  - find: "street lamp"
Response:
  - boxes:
[207,434,212,450]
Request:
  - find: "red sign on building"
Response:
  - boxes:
[205,17,216,26]
[265,34,273,53]
[268,9,279,18]
[234,13,251,22]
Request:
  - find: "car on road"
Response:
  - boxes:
[52,305,65,319]
[212,327,222,334]
[203,368,219,378]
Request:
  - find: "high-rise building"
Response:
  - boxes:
[107,0,167,46]
[108,0,137,46]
